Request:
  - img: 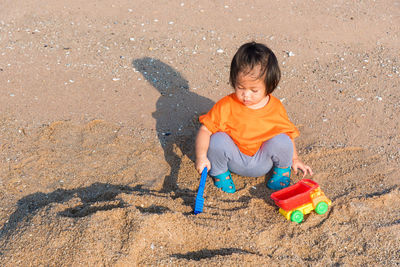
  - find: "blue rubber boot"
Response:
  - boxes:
[267,166,291,190]
[213,170,236,193]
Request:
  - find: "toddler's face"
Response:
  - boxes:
[235,68,268,109]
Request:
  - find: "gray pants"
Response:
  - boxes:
[207,132,293,177]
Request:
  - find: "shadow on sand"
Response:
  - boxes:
[133,58,214,193]
[1,59,215,243]
[0,183,168,240]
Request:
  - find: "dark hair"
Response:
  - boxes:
[229,42,281,95]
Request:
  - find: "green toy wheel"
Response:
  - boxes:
[315,201,329,215]
[290,210,304,223]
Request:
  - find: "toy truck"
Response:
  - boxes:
[270,179,332,223]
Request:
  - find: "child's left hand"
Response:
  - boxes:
[292,159,313,177]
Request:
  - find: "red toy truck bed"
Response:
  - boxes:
[270,179,319,211]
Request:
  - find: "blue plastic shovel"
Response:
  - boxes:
[194,167,208,214]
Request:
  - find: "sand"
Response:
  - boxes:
[0,0,399,265]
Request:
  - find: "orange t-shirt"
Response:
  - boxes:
[199,93,299,156]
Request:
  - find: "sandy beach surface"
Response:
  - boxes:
[1,0,399,265]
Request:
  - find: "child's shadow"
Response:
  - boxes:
[133,58,214,193]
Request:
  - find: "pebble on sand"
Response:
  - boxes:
[287,51,295,57]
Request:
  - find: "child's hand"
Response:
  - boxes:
[196,156,211,174]
[292,158,313,177]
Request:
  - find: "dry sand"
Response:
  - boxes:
[0,0,399,265]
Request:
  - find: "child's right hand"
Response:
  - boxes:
[195,156,211,174]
